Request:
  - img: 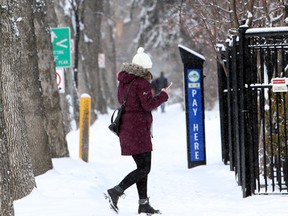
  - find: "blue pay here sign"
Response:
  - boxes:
[186,68,205,162]
[51,27,71,68]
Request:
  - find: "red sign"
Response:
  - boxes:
[272,78,286,84]
[271,78,288,92]
[56,72,61,86]
[56,68,65,93]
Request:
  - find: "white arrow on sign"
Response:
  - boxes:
[56,39,68,48]
[51,31,57,43]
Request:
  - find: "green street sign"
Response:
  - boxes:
[51,27,71,68]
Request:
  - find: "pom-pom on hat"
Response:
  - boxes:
[132,47,152,69]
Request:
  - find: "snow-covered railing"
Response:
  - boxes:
[217,26,288,198]
[246,26,288,37]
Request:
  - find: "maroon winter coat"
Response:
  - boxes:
[117,63,168,155]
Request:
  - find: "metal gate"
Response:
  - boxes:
[217,26,288,197]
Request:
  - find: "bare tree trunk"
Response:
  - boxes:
[71,0,82,88]
[102,0,118,108]
[0,14,14,210]
[34,0,69,158]
[18,0,53,176]
[0,0,36,204]
[79,0,107,116]
[0,132,14,215]
[46,0,58,27]
[52,0,80,130]
[0,7,14,209]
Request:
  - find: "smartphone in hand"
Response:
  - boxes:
[166,82,173,90]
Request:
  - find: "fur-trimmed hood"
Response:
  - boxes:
[121,63,153,81]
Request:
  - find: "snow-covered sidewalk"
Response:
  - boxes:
[14,104,288,216]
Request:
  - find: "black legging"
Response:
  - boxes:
[118,152,151,199]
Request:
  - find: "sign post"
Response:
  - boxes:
[178,44,206,169]
[50,27,71,68]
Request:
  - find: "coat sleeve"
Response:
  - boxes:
[137,79,168,111]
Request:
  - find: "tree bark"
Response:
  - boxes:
[72,0,81,88]
[51,0,80,130]
[231,0,240,28]
[0,130,14,215]
[102,0,118,108]
[0,0,36,204]
[79,0,106,116]
[17,0,53,176]
[246,0,255,27]
[0,7,14,214]
[0,6,14,208]
[34,0,69,158]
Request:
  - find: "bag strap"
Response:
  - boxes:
[110,108,118,123]
[122,78,137,106]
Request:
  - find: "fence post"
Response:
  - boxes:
[79,94,91,162]
[216,47,229,165]
[238,25,251,197]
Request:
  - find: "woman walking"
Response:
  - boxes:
[105,47,169,214]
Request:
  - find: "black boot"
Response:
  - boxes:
[105,186,124,213]
[138,198,161,214]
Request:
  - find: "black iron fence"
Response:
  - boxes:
[217,26,288,197]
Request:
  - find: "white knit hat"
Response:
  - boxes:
[132,47,152,69]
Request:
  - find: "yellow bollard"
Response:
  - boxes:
[79,94,91,162]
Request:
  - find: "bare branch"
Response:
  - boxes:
[230,0,239,28]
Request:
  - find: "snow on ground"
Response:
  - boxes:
[14,103,288,216]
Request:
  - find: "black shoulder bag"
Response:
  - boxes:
[108,79,136,136]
